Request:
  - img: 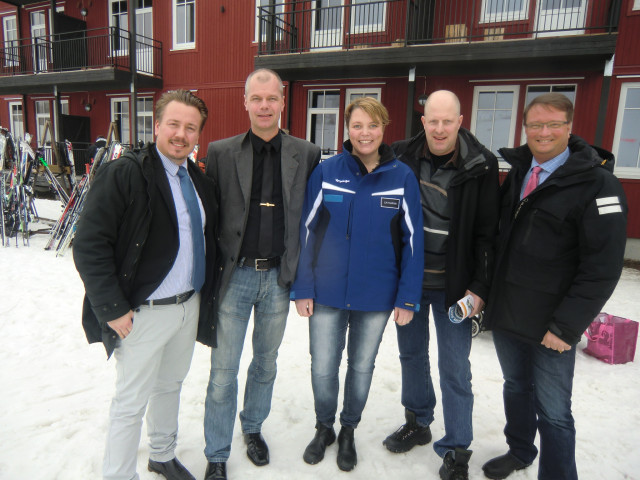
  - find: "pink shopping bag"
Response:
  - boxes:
[583,313,639,365]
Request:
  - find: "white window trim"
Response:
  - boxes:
[111,97,131,144]
[343,87,381,140]
[35,99,51,147]
[109,0,130,57]
[8,101,24,140]
[634,0,640,11]
[3,15,19,68]
[612,82,640,179]
[350,0,387,34]
[306,89,340,159]
[255,1,285,43]
[479,0,530,24]
[470,85,519,167]
[137,96,155,144]
[173,0,196,50]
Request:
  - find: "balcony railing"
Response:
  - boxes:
[257,0,620,55]
[0,27,162,78]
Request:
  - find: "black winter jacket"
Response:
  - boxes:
[73,144,219,357]
[484,135,627,345]
[392,127,500,307]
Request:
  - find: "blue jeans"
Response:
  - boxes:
[310,304,390,428]
[395,289,473,457]
[203,264,290,462]
[493,330,578,480]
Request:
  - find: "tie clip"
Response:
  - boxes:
[259,202,275,207]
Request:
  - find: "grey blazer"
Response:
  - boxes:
[205,130,321,301]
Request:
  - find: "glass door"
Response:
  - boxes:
[311,0,344,49]
[535,0,587,37]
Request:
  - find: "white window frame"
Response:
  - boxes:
[35,99,51,147]
[3,16,19,68]
[173,0,196,50]
[612,82,640,179]
[109,0,130,56]
[255,0,285,43]
[111,97,131,145]
[634,0,640,11]
[137,96,154,144]
[9,101,24,141]
[350,0,387,34]
[470,85,519,165]
[479,0,530,24]
[306,89,340,159]
[343,87,381,140]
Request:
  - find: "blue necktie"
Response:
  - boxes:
[177,166,205,292]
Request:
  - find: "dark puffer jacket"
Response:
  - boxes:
[484,135,627,345]
[392,127,500,307]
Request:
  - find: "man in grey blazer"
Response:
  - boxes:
[203,68,321,480]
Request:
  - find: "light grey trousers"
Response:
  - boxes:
[103,293,199,480]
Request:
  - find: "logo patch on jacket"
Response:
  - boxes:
[380,197,400,209]
[325,194,343,202]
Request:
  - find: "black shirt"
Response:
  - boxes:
[239,130,285,259]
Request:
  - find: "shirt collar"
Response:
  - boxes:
[156,146,188,176]
[531,146,570,175]
[249,129,282,154]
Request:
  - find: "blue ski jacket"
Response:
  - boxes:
[291,143,423,312]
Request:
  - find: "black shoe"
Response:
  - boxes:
[337,426,357,472]
[482,452,531,480]
[303,422,337,465]
[204,462,227,480]
[147,458,195,480]
[439,448,472,480]
[383,409,432,453]
[244,432,269,466]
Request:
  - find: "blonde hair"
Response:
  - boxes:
[345,97,390,128]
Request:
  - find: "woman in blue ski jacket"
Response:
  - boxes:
[291,97,423,472]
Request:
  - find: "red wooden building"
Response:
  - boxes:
[0,0,639,252]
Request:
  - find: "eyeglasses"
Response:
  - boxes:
[524,121,569,131]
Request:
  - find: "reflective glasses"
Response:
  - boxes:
[524,121,569,131]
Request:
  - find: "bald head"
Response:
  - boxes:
[421,90,463,156]
[424,90,461,116]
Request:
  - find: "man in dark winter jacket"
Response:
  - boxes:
[74,90,218,480]
[384,90,500,480]
[482,93,627,480]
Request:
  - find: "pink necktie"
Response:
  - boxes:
[522,166,542,198]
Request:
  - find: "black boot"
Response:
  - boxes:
[439,448,472,480]
[303,422,337,465]
[383,409,432,453]
[337,426,357,472]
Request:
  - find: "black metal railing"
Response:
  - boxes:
[257,0,621,55]
[0,27,162,78]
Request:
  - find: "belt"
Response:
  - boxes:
[142,290,195,307]
[239,257,281,271]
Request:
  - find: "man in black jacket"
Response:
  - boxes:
[74,90,218,480]
[482,93,627,480]
[384,90,500,480]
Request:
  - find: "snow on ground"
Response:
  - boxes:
[1,198,639,480]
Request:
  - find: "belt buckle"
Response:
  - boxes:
[175,291,189,303]
[255,258,269,271]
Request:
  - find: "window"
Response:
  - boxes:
[612,83,640,176]
[480,0,530,23]
[343,87,380,139]
[111,98,130,144]
[634,0,640,11]
[30,11,48,72]
[174,0,195,49]
[470,86,519,158]
[110,0,130,55]
[307,90,340,158]
[9,102,24,141]
[60,99,69,115]
[3,16,19,68]
[35,100,51,147]
[255,0,285,42]
[351,0,386,34]
[137,97,154,144]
